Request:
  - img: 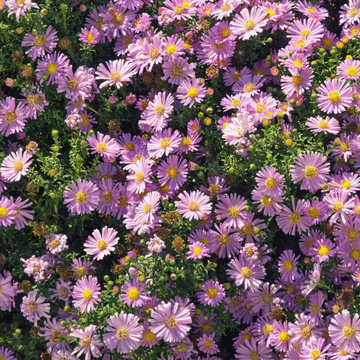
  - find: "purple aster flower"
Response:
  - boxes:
[290,151,330,193]
[57,66,92,100]
[281,67,313,96]
[251,188,284,217]
[197,280,225,307]
[247,282,281,316]
[133,191,161,225]
[235,338,272,360]
[186,241,210,260]
[215,193,247,229]
[0,270,20,312]
[71,258,96,279]
[146,235,166,257]
[0,148,33,182]
[95,60,136,89]
[98,178,120,215]
[39,317,68,353]
[149,301,192,343]
[0,196,16,227]
[323,189,354,224]
[338,58,360,80]
[226,257,265,290]
[278,249,300,282]
[309,237,337,263]
[162,57,196,85]
[157,155,188,191]
[0,97,27,137]
[45,233,68,254]
[21,25,58,60]
[71,324,103,360]
[269,320,293,353]
[87,132,120,161]
[63,179,100,215]
[49,278,72,305]
[103,312,143,354]
[198,333,219,355]
[126,157,153,194]
[140,319,159,348]
[254,166,285,197]
[36,51,70,85]
[73,276,101,313]
[316,78,353,114]
[175,190,212,221]
[176,78,207,108]
[79,26,100,45]
[0,346,17,360]
[147,129,181,158]
[84,226,119,260]
[6,0,39,22]
[305,115,340,135]
[20,289,51,326]
[119,279,151,308]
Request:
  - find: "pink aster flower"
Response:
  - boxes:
[287,18,325,43]
[119,280,151,308]
[233,74,265,97]
[175,190,212,221]
[230,7,268,41]
[84,226,119,260]
[305,115,340,135]
[140,319,159,348]
[255,166,285,197]
[20,289,51,326]
[149,301,192,343]
[340,0,360,25]
[269,320,293,353]
[278,249,300,282]
[323,189,354,224]
[146,235,166,257]
[49,278,72,305]
[6,0,39,22]
[126,157,153,194]
[208,223,242,258]
[103,312,143,354]
[0,148,33,182]
[0,97,28,137]
[147,129,181,158]
[226,257,265,290]
[176,78,207,108]
[316,78,353,114]
[197,333,219,355]
[338,58,360,80]
[21,25,58,60]
[95,60,136,89]
[252,188,284,217]
[197,280,225,307]
[236,338,272,360]
[0,196,16,227]
[281,67,313,96]
[73,276,101,313]
[0,270,20,312]
[0,347,16,360]
[329,310,360,353]
[157,155,188,191]
[133,190,161,225]
[71,258,96,280]
[71,324,103,360]
[290,151,330,193]
[186,242,210,260]
[276,198,310,235]
[63,179,100,215]
[45,233,68,255]
[309,237,337,263]
[87,132,120,161]
[162,57,196,85]
[79,26,99,45]
[215,193,247,229]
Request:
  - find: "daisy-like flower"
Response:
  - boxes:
[176,78,207,108]
[146,235,166,257]
[149,301,192,343]
[290,151,330,193]
[309,238,337,263]
[162,57,196,85]
[97,178,120,215]
[276,198,310,235]
[133,190,161,225]
[73,276,101,313]
[208,223,242,258]
[316,78,353,114]
[45,233,68,255]
[21,25,58,60]
[340,0,360,25]
[126,157,153,194]
[157,155,188,191]
[0,148,33,182]
[236,338,272,360]
[186,242,210,260]
[329,310,360,352]
[330,172,360,194]
[226,257,265,290]
[87,132,120,161]
[71,258,96,280]
[197,280,225,307]
[323,189,354,224]
[6,0,39,22]
[36,52,70,86]
[0,196,16,227]
[197,333,219,355]
[287,18,324,42]
[175,190,212,221]
[269,321,293,353]
[337,58,360,80]
[49,278,72,305]
[233,74,265,97]
[301,263,322,296]
[255,166,285,197]
[79,26,99,45]
[215,193,247,229]
[71,324,103,360]
[140,319,158,348]
[0,97,27,137]
[305,115,340,135]
[252,188,284,217]
[304,200,328,225]
[281,67,313,96]
[119,280,151,308]
[247,282,281,316]
[103,312,143,354]
[63,179,100,215]
[0,270,19,312]
[230,7,268,40]
[95,60,136,89]
[147,129,181,158]
[278,249,300,282]
[20,289,50,326]
[84,226,119,260]
[0,347,16,360]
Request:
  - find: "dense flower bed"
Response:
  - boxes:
[1,0,360,359]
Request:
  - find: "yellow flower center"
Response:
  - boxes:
[116,327,129,340]
[289,212,301,224]
[343,325,356,338]
[27,301,38,312]
[160,138,171,148]
[74,267,86,278]
[266,8,276,17]
[346,66,358,77]
[135,172,145,183]
[322,38,333,47]
[261,292,273,305]
[221,28,231,38]
[279,331,290,343]
[193,247,202,256]
[240,267,253,278]
[12,160,23,172]
[283,260,294,271]
[318,119,329,129]
[332,201,343,213]
[207,288,218,298]
[202,321,213,333]
[143,330,156,342]
[265,177,277,189]
[81,115,89,126]
[127,288,140,300]
[5,112,17,123]
[244,20,256,30]
[350,248,360,260]
[33,35,46,47]
[292,75,303,85]
[124,141,135,151]
[232,99,241,107]
[102,191,112,202]
[112,12,124,25]
[308,207,320,219]
[96,142,108,152]
[82,289,93,301]
[218,234,230,246]
[118,195,128,208]
[341,179,352,189]
[301,326,312,339]
[165,316,178,328]
[181,137,192,147]
[154,104,165,115]
[356,204,360,215]
[232,73,241,81]
[166,45,177,55]
[304,165,318,179]
[310,349,321,360]
[0,207,8,218]
[347,229,358,241]
[174,4,185,14]
[350,26,359,36]
[187,88,199,98]
[263,324,273,335]
[76,191,88,204]
[296,39,306,48]
[204,340,212,349]
[67,79,78,90]
[199,237,208,246]
[261,196,273,206]
[96,239,107,250]
[167,166,179,179]
[188,201,199,211]
[300,29,311,38]
[243,82,256,93]
[318,245,330,256]
[171,64,184,77]
[310,303,320,314]
[227,206,239,218]
[110,71,122,82]
[349,8,359,18]
[220,3,231,11]
[328,91,341,104]
[255,103,266,113]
